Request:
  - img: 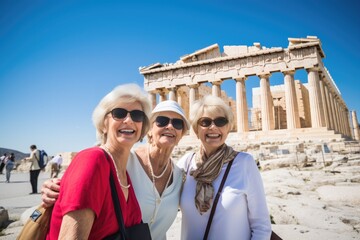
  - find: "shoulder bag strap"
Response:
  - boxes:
[203,159,234,240]
[185,152,195,174]
[103,149,128,240]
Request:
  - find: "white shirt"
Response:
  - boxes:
[127,150,183,240]
[50,155,62,166]
[50,155,63,166]
[177,152,272,240]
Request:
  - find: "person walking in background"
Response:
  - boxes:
[24,145,41,194]
[49,154,63,178]
[0,153,7,174]
[178,95,271,240]
[5,153,15,183]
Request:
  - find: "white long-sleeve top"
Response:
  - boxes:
[127,150,183,240]
[177,152,272,240]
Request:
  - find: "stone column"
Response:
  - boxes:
[330,93,339,132]
[189,84,199,136]
[307,68,325,128]
[351,110,360,141]
[324,85,334,130]
[168,88,177,101]
[159,90,167,102]
[177,91,183,107]
[259,74,274,131]
[148,92,157,110]
[283,71,300,129]
[211,81,222,97]
[345,109,351,137]
[189,84,199,115]
[319,78,330,129]
[235,78,249,132]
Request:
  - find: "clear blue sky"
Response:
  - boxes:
[1,0,359,155]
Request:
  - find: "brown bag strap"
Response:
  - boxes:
[203,159,234,240]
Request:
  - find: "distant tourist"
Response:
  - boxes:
[5,153,15,183]
[23,145,41,194]
[49,154,63,178]
[0,153,7,174]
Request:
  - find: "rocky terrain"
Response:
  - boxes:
[1,142,360,239]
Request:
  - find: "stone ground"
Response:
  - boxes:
[1,155,360,239]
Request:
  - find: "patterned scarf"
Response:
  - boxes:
[190,144,237,214]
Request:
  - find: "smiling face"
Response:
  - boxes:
[197,109,230,157]
[150,111,184,149]
[104,101,143,150]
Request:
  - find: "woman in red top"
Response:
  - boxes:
[46,83,151,239]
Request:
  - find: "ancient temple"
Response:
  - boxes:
[139,36,360,143]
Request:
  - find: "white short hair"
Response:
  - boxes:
[92,83,151,145]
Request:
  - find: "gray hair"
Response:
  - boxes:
[189,95,234,135]
[92,84,151,145]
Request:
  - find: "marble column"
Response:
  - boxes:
[334,99,341,133]
[159,90,167,102]
[345,109,351,137]
[235,78,249,132]
[148,92,157,110]
[212,81,222,97]
[319,78,330,129]
[307,68,325,128]
[259,74,274,131]
[352,110,360,141]
[324,85,334,130]
[189,84,199,135]
[330,93,339,132]
[189,84,199,115]
[283,71,300,129]
[168,88,177,101]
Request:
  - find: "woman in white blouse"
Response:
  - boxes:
[177,95,272,240]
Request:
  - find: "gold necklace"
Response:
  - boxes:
[147,144,173,224]
[102,145,130,189]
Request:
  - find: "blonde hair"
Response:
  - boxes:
[190,95,234,135]
[92,84,151,145]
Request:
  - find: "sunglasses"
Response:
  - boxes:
[155,116,184,130]
[109,108,145,122]
[198,117,229,128]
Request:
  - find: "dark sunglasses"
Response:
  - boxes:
[198,117,229,128]
[155,116,184,130]
[109,108,145,122]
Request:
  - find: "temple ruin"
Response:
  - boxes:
[139,36,360,144]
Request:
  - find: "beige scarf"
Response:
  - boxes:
[190,144,237,214]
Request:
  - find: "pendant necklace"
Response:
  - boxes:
[102,145,130,189]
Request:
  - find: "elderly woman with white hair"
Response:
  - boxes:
[46,84,152,239]
[42,100,190,240]
[177,95,272,240]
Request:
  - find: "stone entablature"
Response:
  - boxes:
[139,36,356,141]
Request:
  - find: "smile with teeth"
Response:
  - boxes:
[119,129,135,134]
[206,133,221,138]
[162,133,175,137]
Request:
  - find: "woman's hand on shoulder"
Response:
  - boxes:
[41,178,61,208]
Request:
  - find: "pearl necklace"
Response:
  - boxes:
[148,145,170,179]
[147,145,173,224]
[102,145,130,189]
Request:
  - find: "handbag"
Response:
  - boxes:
[103,150,152,240]
[203,159,283,240]
[16,205,53,240]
